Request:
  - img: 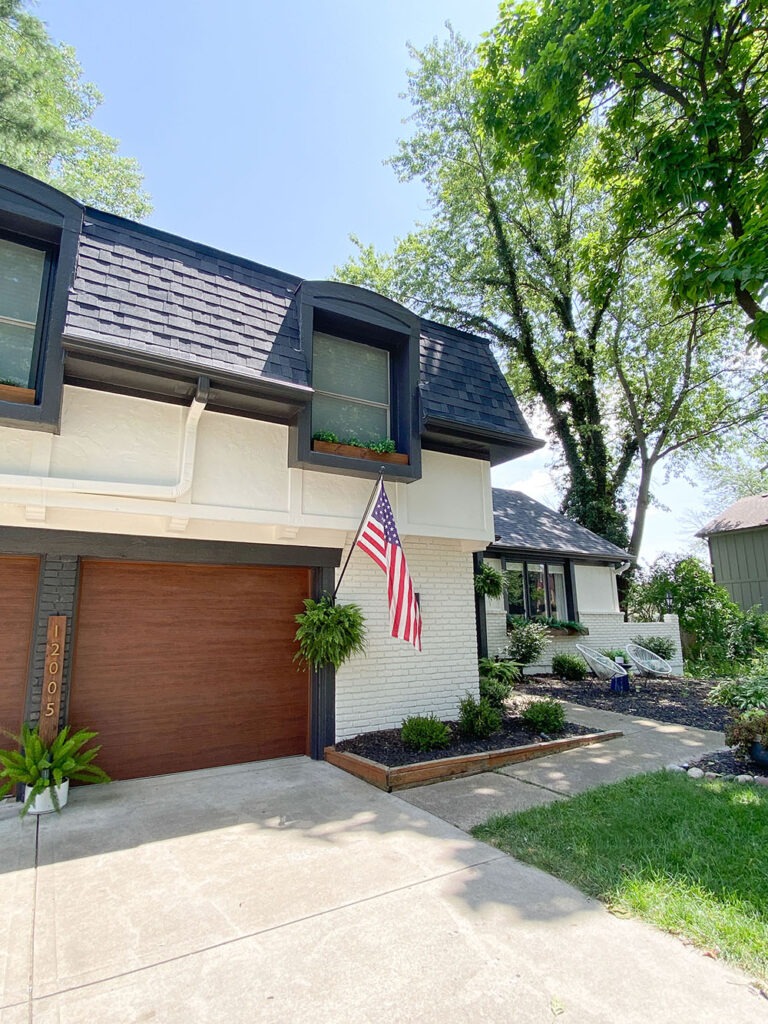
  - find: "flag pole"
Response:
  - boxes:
[332,466,385,602]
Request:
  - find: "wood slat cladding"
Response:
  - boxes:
[0,556,39,735]
[70,560,311,780]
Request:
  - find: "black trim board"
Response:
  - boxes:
[0,528,342,568]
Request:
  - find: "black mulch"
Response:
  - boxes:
[513,675,728,731]
[335,717,598,768]
[683,749,768,779]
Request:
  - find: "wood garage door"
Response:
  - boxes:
[70,560,311,780]
[0,556,39,735]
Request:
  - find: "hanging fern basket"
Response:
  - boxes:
[294,595,367,670]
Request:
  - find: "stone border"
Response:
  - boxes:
[325,729,623,792]
[666,764,768,786]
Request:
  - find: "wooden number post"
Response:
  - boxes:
[39,616,66,745]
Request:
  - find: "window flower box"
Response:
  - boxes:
[0,383,36,405]
[312,439,409,465]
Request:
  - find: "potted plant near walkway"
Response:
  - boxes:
[0,722,111,816]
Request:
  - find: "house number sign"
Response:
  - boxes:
[39,616,66,745]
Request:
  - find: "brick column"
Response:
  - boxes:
[24,554,80,729]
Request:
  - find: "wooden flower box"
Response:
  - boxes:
[0,383,35,405]
[312,439,409,464]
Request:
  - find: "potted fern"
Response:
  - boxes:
[0,722,111,816]
[294,594,367,669]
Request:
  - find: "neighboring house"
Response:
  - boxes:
[697,494,768,613]
[478,489,684,674]
[0,164,543,782]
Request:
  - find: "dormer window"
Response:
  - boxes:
[0,234,51,395]
[0,165,82,431]
[289,282,422,482]
[312,332,390,442]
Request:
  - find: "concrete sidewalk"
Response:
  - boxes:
[397,702,728,830]
[2,753,763,1023]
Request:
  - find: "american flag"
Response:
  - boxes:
[356,481,422,651]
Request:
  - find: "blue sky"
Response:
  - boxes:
[34,0,706,561]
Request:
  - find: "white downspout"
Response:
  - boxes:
[0,376,209,502]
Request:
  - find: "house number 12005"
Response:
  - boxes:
[39,616,66,745]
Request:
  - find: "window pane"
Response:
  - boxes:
[506,562,525,616]
[547,565,567,618]
[313,333,389,405]
[313,393,389,441]
[0,238,45,324]
[0,321,36,387]
[527,564,546,617]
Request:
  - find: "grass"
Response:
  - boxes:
[473,772,768,983]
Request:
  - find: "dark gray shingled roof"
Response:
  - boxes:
[64,212,536,443]
[491,489,631,562]
[697,494,768,537]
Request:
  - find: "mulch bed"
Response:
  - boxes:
[335,716,598,768]
[682,749,768,779]
[513,675,728,731]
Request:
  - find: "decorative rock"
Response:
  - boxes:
[704,772,719,779]
[665,764,686,773]
[753,776,768,787]
[736,774,755,784]
[687,767,705,779]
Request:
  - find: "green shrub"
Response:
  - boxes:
[630,556,767,669]
[707,677,768,712]
[479,675,512,710]
[630,635,676,660]
[400,715,452,752]
[521,699,566,735]
[458,694,502,738]
[506,620,550,666]
[478,657,520,685]
[551,652,588,680]
[599,648,628,662]
[724,709,768,757]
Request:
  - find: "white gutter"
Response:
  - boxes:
[615,560,632,575]
[0,377,209,502]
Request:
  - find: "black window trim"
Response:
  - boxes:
[289,281,423,482]
[0,227,55,392]
[497,555,578,622]
[0,165,83,432]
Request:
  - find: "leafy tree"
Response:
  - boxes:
[635,554,768,667]
[0,0,151,218]
[478,0,768,345]
[338,32,767,555]
[699,431,768,508]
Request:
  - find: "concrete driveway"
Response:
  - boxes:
[1,758,763,1023]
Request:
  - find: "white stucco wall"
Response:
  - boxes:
[334,537,480,739]
[0,387,494,548]
[574,564,620,613]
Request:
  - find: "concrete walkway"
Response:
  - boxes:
[397,702,728,830]
[2,750,764,1023]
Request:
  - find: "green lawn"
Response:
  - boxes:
[473,772,768,983]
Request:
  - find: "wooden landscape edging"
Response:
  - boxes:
[324,729,623,792]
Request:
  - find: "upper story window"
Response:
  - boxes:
[0,164,82,432]
[312,332,390,442]
[0,234,51,391]
[289,281,422,482]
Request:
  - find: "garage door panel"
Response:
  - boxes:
[0,556,39,735]
[70,560,311,780]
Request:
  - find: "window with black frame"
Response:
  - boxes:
[502,557,573,621]
[0,234,50,391]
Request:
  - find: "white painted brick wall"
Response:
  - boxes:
[522,613,684,675]
[334,537,480,740]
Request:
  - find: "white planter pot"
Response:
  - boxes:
[24,779,69,815]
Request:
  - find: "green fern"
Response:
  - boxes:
[0,722,110,817]
[294,595,367,670]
